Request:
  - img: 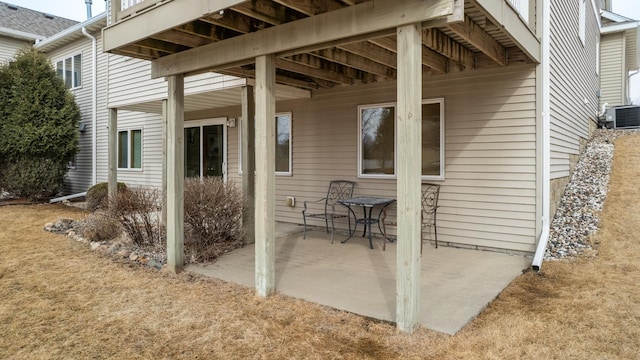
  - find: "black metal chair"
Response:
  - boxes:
[421,183,440,253]
[302,180,355,243]
[380,183,440,253]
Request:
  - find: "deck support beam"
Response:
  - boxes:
[242,85,256,244]
[166,74,185,273]
[254,54,276,297]
[395,23,423,333]
[107,108,118,203]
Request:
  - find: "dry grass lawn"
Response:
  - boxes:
[1,135,640,359]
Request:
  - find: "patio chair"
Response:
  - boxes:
[421,183,440,252]
[302,180,355,243]
[380,183,440,254]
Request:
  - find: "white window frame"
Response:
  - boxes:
[55,53,82,90]
[579,0,586,46]
[357,98,445,181]
[238,113,293,176]
[275,112,293,176]
[117,128,143,171]
[184,117,228,182]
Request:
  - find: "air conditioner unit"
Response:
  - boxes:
[605,105,640,129]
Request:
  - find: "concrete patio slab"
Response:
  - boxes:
[187,225,530,335]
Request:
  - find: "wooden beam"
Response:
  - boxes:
[221,67,322,90]
[447,15,506,66]
[231,0,306,25]
[474,0,540,63]
[161,100,167,227]
[151,0,455,78]
[395,22,422,334]
[104,0,246,52]
[313,47,396,79]
[254,54,276,297]
[287,53,377,83]
[338,41,396,68]
[241,86,256,245]
[135,38,189,54]
[201,9,269,34]
[107,108,118,204]
[153,29,214,48]
[273,0,343,16]
[166,74,185,274]
[421,28,476,69]
[175,21,224,40]
[277,58,351,85]
[368,36,448,73]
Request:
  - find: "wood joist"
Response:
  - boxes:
[118,0,517,89]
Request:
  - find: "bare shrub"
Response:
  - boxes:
[184,177,244,262]
[74,212,122,242]
[108,186,165,247]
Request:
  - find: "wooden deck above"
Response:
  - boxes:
[104,0,540,90]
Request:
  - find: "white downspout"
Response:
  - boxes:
[532,0,551,272]
[81,26,97,186]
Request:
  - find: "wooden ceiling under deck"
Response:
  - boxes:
[112,0,536,90]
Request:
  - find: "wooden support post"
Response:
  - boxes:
[242,85,256,245]
[108,0,117,25]
[161,99,168,227]
[254,54,276,297]
[166,75,185,273]
[395,23,423,333]
[107,108,118,204]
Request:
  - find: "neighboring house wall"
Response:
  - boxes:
[548,0,600,216]
[0,35,30,63]
[44,33,98,194]
[188,65,538,253]
[600,32,626,107]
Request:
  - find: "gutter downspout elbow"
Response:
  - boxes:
[532,0,551,272]
[81,26,98,186]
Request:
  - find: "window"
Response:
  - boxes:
[358,98,445,180]
[118,129,142,169]
[579,0,586,46]
[56,54,82,89]
[276,113,292,175]
[238,113,292,175]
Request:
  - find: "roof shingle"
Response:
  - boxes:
[0,1,78,38]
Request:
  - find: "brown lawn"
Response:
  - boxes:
[1,134,640,359]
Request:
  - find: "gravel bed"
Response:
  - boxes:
[545,128,640,260]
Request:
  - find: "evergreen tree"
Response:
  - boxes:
[0,48,79,200]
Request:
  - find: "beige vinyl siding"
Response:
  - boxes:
[600,32,626,107]
[549,0,600,179]
[205,65,537,253]
[0,36,30,63]
[44,34,96,194]
[108,55,244,109]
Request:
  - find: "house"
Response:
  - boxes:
[599,7,640,107]
[30,0,638,332]
[0,2,76,63]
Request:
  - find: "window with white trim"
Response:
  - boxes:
[56,54,82,89]
[238,113,292,175]
[358,98,445,180]
[276,113,292,175]
[579,0,586,46]
[118,129,142,169]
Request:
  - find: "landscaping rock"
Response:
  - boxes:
[129,252,139,261]
[90,242,101,251]
[545,129,640,261]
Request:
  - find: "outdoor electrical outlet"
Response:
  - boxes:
[286,196,295,207]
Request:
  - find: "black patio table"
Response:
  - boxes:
[338,196,396,249]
